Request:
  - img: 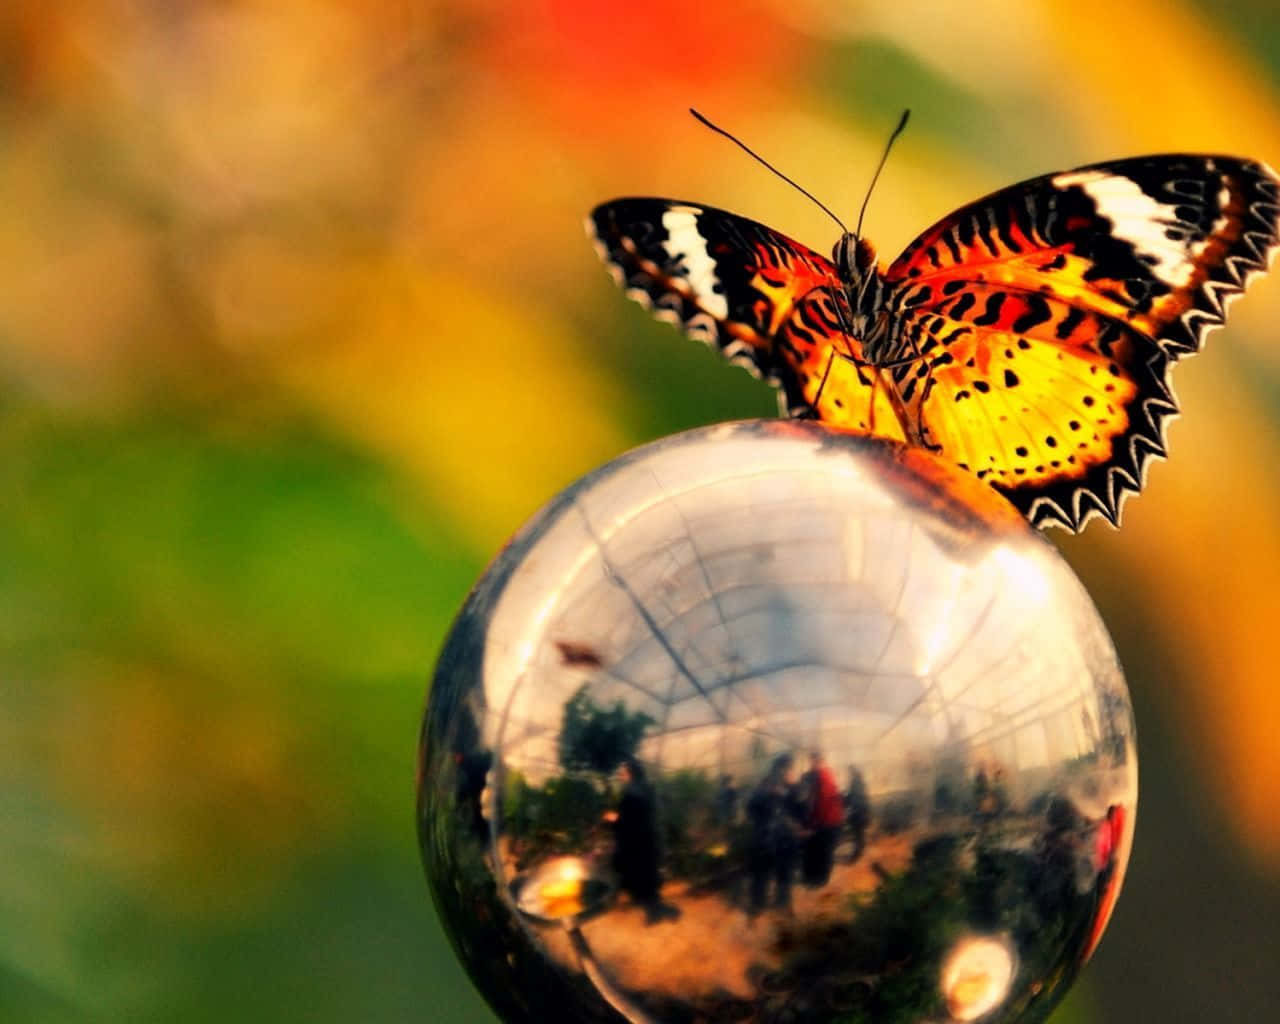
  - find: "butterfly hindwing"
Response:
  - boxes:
[590,199,905,437]
[891,295,1176,529]
[884,155,1280,529]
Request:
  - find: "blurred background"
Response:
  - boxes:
[3,1,1279,1021]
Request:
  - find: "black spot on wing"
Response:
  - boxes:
[1011,293,1052,334]
[1056,305,1086,340]
[947,291,977,319]
[973,292,1007,326]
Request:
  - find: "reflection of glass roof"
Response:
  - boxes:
[476,428,1125,791]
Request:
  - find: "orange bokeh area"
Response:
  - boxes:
[2,1,1279,1021]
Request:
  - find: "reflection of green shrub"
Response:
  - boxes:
[502,770,533,838]
[540,774,605,840]
[750,838,967,1021]
[743,831,1098,1023]
[658,769,713,834]
[499,772,608,865]
[848,838,967,979]
[655,769,716,880]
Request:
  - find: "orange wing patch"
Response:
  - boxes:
[776,287,906,439]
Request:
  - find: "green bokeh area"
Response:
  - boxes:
[0,401,489,1022]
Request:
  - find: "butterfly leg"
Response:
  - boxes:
[916,369,943,453]
[800,347,840,420]
[907,351,943,453]
[808,287,861,417]
[873,367,920,445]
[896,369,943,452]
[892,325,947,453]
[870,325,930,448]
[809,328,866,417]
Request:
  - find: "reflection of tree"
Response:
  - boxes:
[492,688,657,868]
[502,771,606,869]
[557,684,654,775]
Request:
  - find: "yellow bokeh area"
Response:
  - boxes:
[3,0,1280,1020]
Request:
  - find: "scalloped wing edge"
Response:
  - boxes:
[1159,159,1280,357]
[1013,349,1178,532]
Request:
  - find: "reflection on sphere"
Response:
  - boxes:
[419,420,1136,1024]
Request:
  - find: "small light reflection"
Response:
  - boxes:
[515,856,593,922]
[990,543,1051,609]
[940,934,1015,1021]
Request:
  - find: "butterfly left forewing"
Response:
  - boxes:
[884,155,1280,530]
[589,198,905,438]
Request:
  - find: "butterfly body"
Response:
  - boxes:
[590,154,1280,531]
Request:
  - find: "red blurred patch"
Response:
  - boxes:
[554,639,605,668]
[482,0,802,138]
[1082,803,1129,963]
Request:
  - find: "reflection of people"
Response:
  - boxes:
[973,765,1008,823]
[801,751,844,886]
[454,750,492,842]
[1032,796,1086,920]
[714,774,738,827]
[746,754,802,916]
[605,759,678,924]
[845,765,871,863]
[1030,794,1108,978]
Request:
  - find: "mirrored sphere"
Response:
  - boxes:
[419,420,1137,1024]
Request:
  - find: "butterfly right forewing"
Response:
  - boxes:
[589,199,906,438]
[881,155,1280,530]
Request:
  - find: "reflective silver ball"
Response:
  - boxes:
[419,421,1136,1024]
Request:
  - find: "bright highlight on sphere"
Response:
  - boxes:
[942,934,1017,1020]
[419,420,1137,1024]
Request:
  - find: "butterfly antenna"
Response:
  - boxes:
[690,107,848,234]
[854,109,910,239]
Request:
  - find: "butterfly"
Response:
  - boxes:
[589,154,1280,531]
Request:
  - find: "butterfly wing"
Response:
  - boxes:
[589,199,906,439]
[883,155,1280,530]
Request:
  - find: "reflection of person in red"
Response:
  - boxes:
[1081,803,1127,963]
[801,751,845,886]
